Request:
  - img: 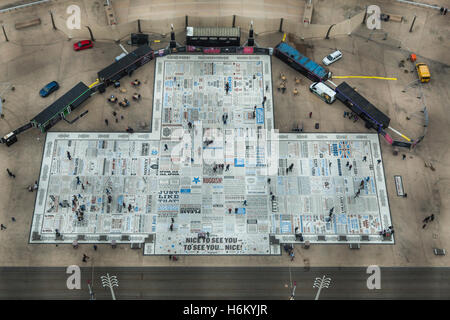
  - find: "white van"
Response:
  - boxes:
[309,82,336,104]
[322,50,342,65]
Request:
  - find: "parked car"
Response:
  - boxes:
[73,40,94,51]
[322,50,342,65]
[39,81,59,97]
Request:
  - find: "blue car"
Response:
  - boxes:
[39,81,59,97]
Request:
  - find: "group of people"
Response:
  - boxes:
[422,214,435,229]
[222,113,228,125]
[27,181,38,192]
[212,163,225,173]
[283,244,295,261]
[343,111,359,123]
[203,139,214,147]
[278,73,287,94]
[107,79,142,107]
[379,226,394,237]
[71,195,86,222]
[285,163,294,174]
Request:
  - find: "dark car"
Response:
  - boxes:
[73,40,94,51]
[39,81,59,97]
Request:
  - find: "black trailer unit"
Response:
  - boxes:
[335,82,390,132]
[186,27,240,47]
[97,45,154,92]
[31,82,92,133]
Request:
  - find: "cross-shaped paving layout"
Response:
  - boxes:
[29,54,393,255]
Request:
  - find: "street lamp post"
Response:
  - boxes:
[101,273,119,300]
[289,281,297,300]
[87,280,95,300]
[313,275,331,300]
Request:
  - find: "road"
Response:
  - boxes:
[0,267,449,299]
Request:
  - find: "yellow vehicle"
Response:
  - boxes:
[416,63,430,82]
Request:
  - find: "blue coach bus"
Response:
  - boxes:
[274,42,331,82]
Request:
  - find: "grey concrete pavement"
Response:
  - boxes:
[0,0,449,268]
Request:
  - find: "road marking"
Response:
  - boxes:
[333,76,397,81]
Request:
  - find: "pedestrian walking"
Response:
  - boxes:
[329,207,334,216]
[402,154,406,160]
[290,251,295,261]
[243,200,247,206]
[6,168,15,178]
[422,224,427,229]
[81,184,85,191]
[170,223,173,231]
[164,144,168,151]
[28,185,33,192]
[309,112,312,118]
[423,216,430,223]
[72,240,79,249]
[105,119,109,126]
[33,181,38,190]
[349,165,353,170]
[1,224,6,230]
[82,254,89,262]
[430,214,434,221]
[403,193,408,198]
[226,164,230,171]
[363,156,367,162]
[67,151,72,160]
[346,161,349,167]
[169,255,172,260]
[11,217,16,222]
[93,245,97,251]
[76,176,81,185]
[128,204,132,212]
[267,178,271,184]
[262,96,267,106]
[377,160,382,164]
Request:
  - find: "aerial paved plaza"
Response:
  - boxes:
[30,55,392,255]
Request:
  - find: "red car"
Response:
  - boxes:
[73,40,93,51]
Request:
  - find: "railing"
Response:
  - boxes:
[0,0,51,14]
[0,9,365,45]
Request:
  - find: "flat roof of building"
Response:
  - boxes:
[187,26,241,37]
[31,82,91,125]
[336,81,391,128]
[97,45,153,81]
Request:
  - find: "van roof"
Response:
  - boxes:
[417,64,430,77]
[311,82,336,96]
